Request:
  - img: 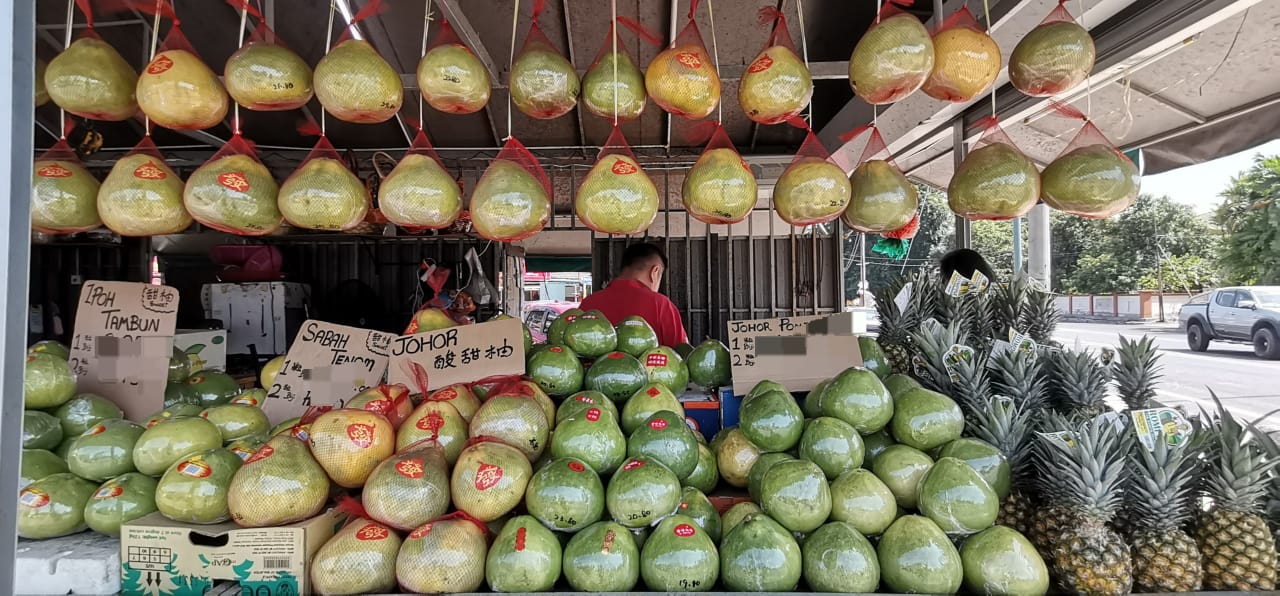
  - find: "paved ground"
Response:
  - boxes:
[1055,322,1280,428]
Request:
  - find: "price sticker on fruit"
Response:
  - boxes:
[387,317,526,391]
[263,320,393,423]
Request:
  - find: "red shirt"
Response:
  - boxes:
[580,279,689,347]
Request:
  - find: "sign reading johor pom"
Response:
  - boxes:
[387,317,526,391]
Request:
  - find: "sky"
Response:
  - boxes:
[1141,138,1280,214]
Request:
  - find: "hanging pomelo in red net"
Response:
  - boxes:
[223,0,313,111]
[1010,1,1095,97]
[922,7,1001,103]
[849,1,933,105]
[773,117,850,226]
[647,0,721,120]
[418,17,491,115]
[314,0,403,124]
[842,124,918,233]
[45,1,138,121]
[683,123,757,225]
[32,120,102,235]
[949,116,1041,220]
[575,126,659,235]
[97,135,192,236]
[582,17,658,121]
[184,130,281,236]
[278,124,369,231]
[739,7,812,125]
[470,137,551,241]
[510,0,580,120]
[1041,102,1139,218]
[379,123,462,230]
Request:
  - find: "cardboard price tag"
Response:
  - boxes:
[68,281,179,421]
[387,317,526,391]
[263,320,394,423]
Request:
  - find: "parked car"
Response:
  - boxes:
[1178,286,1280,359]
[522,301,578,344]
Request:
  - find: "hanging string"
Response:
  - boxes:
[145,0,165,135]
[705,0,722,124]
[1077,0,1092,118]
[321,0,337,136]
[233,3,248,135]
[983,0,996,118]
[505,0,520,140]
[795,0,811,124]
[420,0,434,129]
[60,0,75,139]
[611,0,618,126]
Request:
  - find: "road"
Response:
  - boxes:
[1055,322,1280,429]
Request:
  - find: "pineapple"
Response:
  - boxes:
[968,394,1037,534]
[1051,349,1110,420]
[872,275,916,374]
[910,319,989,415]
[1036,414,1134,595]
[989,347,1050,412]
[1128,427,1203,592]
[1022,283,1061,345]
[993,274,1033,338]
[962,290,998,350]
[1114,335,1162,410]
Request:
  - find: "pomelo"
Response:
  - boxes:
[715,427,760,488]
[379,153,463,229]
[582,51,647,120]
[54,393,122,437]
[32,157,101,234]
[469,394,550,461]
[418,43,491,114]
[409,307,456,333]
[564,313,618,359]
[960,526,1050,595]
[641,346,689,393]
[720,512,802,591]
[397,400,468,464]
[774,157,851,226]
[199,404,270,443]
[684,443,719,493]
[485,515,563,592]
[24,353,77,409]
[739,45,812,125]
[799,416,865,479]
[45,37,138,120]
[859,336,892,380]
[890,386,965,451]
[748,453,794,503]
[922,26,1001,102]
[1041,144,1141,218]
[607,457,681,528]
[137,50,229,130]
[142,404,204,430]
[470,159,551,241]
[17,473,96,539]
[308,409,395,488]
[154,447,242,524]
[98,153,192,236]
[844,160,919,232]
[259,356,284,389]
[576,154,660,235]
[84,473,159,537]
[227,434,331,527]
[878,515,964,593]
[278,157,369,231]
[29,340,71,360]
[562,521,640,591]
[686,339,731,388]
[721,501,763,537]
[526,457,605,533]
[556,391,619,425]
[311,518,400,595]
[948,143,1040,220]
[802,522,881,592]
[739,389,805,453]
[363,440,451,531]
[20,449,67,491]
[646,44,720,119]
[225,434,268,462]
[620,382,683,435]
[627,411,699,480]
[345,384,414,429]
[427,383,482,422]
[583,353,648,403]
[510,40,579,120]
[452,439,532,522]
[1010,20,1095,97]
[224,41,313,111]
[133,416,223,476]
[939,437,1011,499]
[615,315,659,357]
[830,468,898,536]
[683,148,757,225]
[183,153,282,235]
[23,411,63,451]
[678,487,722,542]
[640,514,720,591]
[550,407,627,475]
[821,366,894,433]
[759,459,831,533]
[396,514,489,593]
[917,457,999,536]
[66,419,145,481]
[314,40,403,123]
[872,443,935,509]
[546,309,582,345]
[185,371,242,408]
[849,13,934,104]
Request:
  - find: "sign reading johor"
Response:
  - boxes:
[386,317,526,391]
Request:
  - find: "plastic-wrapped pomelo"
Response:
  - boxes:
[260,355,284,388]
[773,157,851,226]
[199,403,270,443]
[98,153,192,236]
[311,518,401,595]
[647,44,720,119]
[1010,21,1095,97]
[363,441,451,531]
[607,457,682,529]
[471,159,551,242]
[486,515,563,592]
[278,157,369,231]
[225,434,268,462]
[224,41,313,111]
[563,521,640,591]
[18,472,97,539]
[84,473,159,537]
[802,521,881,592]
[32,157,102,234]
[844,160,919,232]
[469,394,550,461]
[739,45,812,125]
[922,26,1001,102]
[227,434,331,527]
[66,419,145,482]
[34,59,49,107]
[511,41,580,119]
[379,154,462,229]
[138,50,229,130]
[849,13,934,104]
[641,514,721,591]
[29,340,71,360]
[397,400,468,464]
[55,393,124,437]
[451,439,533,522]
[550,408,628,475]
[556,391,619,425]
[418,43,491,114]
[628,411,699,480]
[183,153,282,235]
[24,353,76,409]
[576,154,659,235]
[20,449,68,490]
[1041,144,1140,218]
[155,447,242,524]
[582,51,646,120]
[397,513,489,593]
[24,411,63,451]
[309,409,395,488]
[141,404,204,430]
[525,457,605,533]
[683,148,757,225]
[45,37,138,120]
[948,143,1040,220]
[314,40,403,123]
[620,382,683,436]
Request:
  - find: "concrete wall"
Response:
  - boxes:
[1054,292,1193,321]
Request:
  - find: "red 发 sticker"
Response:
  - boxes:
[676,52,703,69]
[607,352,625,360]
[83,423,107,436]
[515,527,527,552]
[217,171,251,192]
[245,444,274,465]
[674,523,697,538]
[146,55,174,75]
[347,423,375,448]
[649,418,669,430]
[646,354,668,367]
[19,487,49,508]
[409,523,433,539]
[568,461,586,473]
[623,459,645,471]
[36,164,72,178]
[646,387,662,397]
[748,55,774,73]
[550,346,564,353]
[416,411,445,432]
[133,161,168,181]
[585,408,602,422]
[433,387,459,401]
[475,462,503,490]
[356,523,390,541]
[396,458,426,479]
[611,159,638,175]
[177,458,212,479]
[93,484,124,500]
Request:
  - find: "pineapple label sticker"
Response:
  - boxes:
[264,320,393,423]
[387,317,526,391]
[1130,408,1193,451]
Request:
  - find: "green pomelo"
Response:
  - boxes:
[1009,20,1095,97]
[55,394,123,437]
[820,367,894,433]
[84,473,159,537]
[830,468,898,536]
[747,380,788,401]
[556,391,618,425]
[45,37,138,120]
[871,444,935,509]
[362,441,450,532]
[615,316,659,357]
[225,434,268,462]
[562,521,640,592]
[948,143,1041,221]
[29,340,71,360]
[17,472,96,539]
[379,153,463,229]
[551,407,627,475]
[310,518,400,595]
[843,160,919,233]
[748,453,794,503]
[183,153,282,235]
[620,382,683,435]
[858,337,891,380]
[848,13,934,105]
[510,41,580,119]
[199,404,270,443]
[678,487,722,543]
[486,515,563,592]
[891,387,964,451]
[230,389,264,407]
[547,309,583,345]
[960,525,1050,596]
[164,382,200,408]
[606,457,681,528]
[684,443,719,493]
[802,380,829,418]
[396,515,488,593]
[564,314,618,359]
[799,416,865,479]
[884,373,921,398]
[683,147,757,225]
[715,427,760,488]
[418,43,491,114]
[133,416,224,476]
[398,400,467,464]
[627,411,699,480]
[646,43,721,120]
[1042,144,1141,218]
[721,512,803,591]
[155,447,242,524]
[167,348,192,383]
[21,449,68,490]
[939,437,1011,500]
[137,49,228,130]
[97,153,192,236]
[23,410,63,450]
[24,353,77,409]
[740,389,805,453]
[451,440,533,522]
[470,159,551,241]
[773,157,850,226]
[185,371,242,408]
[526,457,605,533]
[760,459,832,533]
[802,521,881,592]
[55,436,76,460]
[278,157,368,231]
[224,41,314,111]
[575,154,659,235]
[314,40,402,123]
[721,501,762,537]
[739,44,812,125]
[582,50,646,120]
[469,394,550,461]
[878,515,964,594]
[66,418,145,481]
[641,514,720,591]
[918,457,999,536]
[142,404,204,429]
[32,158,102,233]
[641,346,689,393]
[686,339,732,388]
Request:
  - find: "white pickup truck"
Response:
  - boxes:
[1178,286,1280,359]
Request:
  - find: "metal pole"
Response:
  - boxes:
[952,119,971,249]
[1012,217,1023,276]
[1027,204,1051,289]
[859,233,867,306]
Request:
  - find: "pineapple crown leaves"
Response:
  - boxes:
[1035,413,1131,520]
[989,348,1050,411]
[1114,335,1163,411]
[1126,425,1201,530]
[1050,349,1110,416]
[968,394,1036,481]
[1244,408,1280,526]
[1198,392,1280,515]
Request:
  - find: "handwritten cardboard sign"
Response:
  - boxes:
[68,281,179,421]
[386,317,526,391]
[263,320,394,423]
[727,315,825,370]
[727,314,862,395]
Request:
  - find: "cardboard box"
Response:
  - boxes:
[202,282,310,356]
[728,313,863,396]
[120,509,344,596]
[171,329,228,372]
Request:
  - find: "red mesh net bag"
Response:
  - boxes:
[97,134,192,236]
[948,116,1041,220]
[646,0,721,120]
[362,438,450,531]
[582,17,661,121]
[510,0,580,120]
[470,137,551,241]
[378,123,462,230]
[183,132,282,235]
[773,116,850,226]
[396,511,490,593]
[575,126,659,235]
[849,0,934,105]
[313,0,403,124]
[1041,101,1140,218]
[278,123,370,231]
[922,7,1001,103]
[223,0,314,111]
[1010,1,1095,97]
[449,436,534,522]
[32,119,102,234]
[418,15,491,115]
[45,0,139,121]
[226,432,331,528]
[842,124,918,234]
[396,363,469,463]
[345,384,414,429]
[311,514,401,595]
[683,122,758,225]
[739,7,813,125]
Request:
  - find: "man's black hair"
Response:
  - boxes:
[940,248,998,285]
[621,242,668,271]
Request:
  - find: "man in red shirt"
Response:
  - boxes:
[580,243,689,347]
